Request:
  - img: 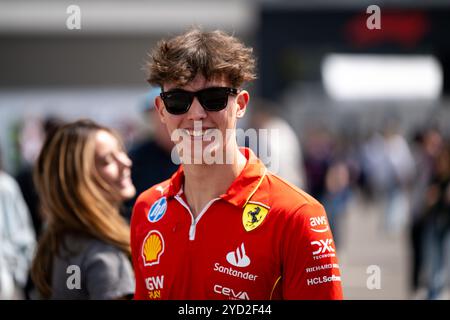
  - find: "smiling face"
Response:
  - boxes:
[155,74,249,164]
[94,130,136,200]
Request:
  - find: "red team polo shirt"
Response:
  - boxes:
[131,148,343,300]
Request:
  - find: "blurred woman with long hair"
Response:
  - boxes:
[31,119,136,299]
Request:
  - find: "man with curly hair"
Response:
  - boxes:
[130,28,343,300]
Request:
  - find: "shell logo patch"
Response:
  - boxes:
[242,203,269,232]
[142,230,165,267]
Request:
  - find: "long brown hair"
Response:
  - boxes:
[31,119,131,298]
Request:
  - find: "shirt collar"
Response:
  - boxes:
[166,147,269,208]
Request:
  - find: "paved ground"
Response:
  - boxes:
[337,194,410,299]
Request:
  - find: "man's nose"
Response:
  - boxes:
[186,97,207,120]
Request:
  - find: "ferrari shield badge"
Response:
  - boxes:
[242,203,269,232]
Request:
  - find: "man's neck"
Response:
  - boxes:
[182,147,247,218]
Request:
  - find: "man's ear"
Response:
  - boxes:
[154,96,166,123]
[236,90,249,118]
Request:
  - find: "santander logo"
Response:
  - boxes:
[226,243,250,268]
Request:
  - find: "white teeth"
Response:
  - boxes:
[183,129,213,137]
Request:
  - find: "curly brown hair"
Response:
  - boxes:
[146,28,257,88]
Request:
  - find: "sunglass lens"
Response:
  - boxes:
[199,89,229,111]
[164,92,192,115]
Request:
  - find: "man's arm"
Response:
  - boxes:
[281,202,343,300]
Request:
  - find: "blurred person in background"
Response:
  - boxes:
[316,132,356,250]
[246,98,306,189]
[15,116,66,299]
[303,127,334,200]
[131,28,342,300]
[359,130,391,203]
[360,120,415,235]
[0,146,36,299]
[15,116,66,238]
[423,140,450,299]
[125,87,178,220]
[31,119,135,299]
[409,128,443,298]
[321,160,352,249]
[381,119,415,235]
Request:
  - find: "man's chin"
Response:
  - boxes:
[178,146,229,165]
[175,139,225,165]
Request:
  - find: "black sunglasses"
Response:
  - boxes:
[160,87,239,115]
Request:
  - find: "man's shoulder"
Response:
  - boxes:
[264,172,324,214]
[135,179,171,205]
[266,172,320,205]
[261,173,329,234]
[131,179,172,227]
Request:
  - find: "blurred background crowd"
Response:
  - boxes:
[1,0,450,299]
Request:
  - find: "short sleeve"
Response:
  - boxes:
[130,192,152,300]
[83,244,135,300]
[281,202,343,300]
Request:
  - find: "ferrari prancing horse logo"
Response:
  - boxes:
[242,203,269,232]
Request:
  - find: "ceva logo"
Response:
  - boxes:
[226,243,250,268]
[214,284,250,300]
